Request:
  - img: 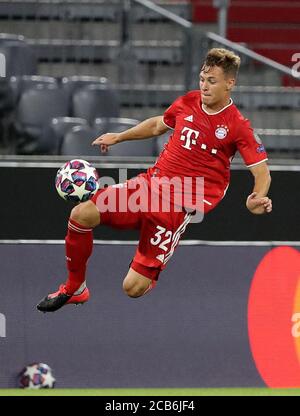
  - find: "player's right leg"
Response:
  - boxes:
[36,200,100,313]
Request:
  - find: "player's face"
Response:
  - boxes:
[199,65,235,109]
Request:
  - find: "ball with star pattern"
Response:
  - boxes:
[55,159,99,203]
[19,363,56,389]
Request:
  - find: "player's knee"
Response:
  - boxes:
[70,201,100,228]
[123,281,144,298]
[122,279,149,298]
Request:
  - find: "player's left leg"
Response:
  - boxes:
[123,267,157,298]
[37,178,144,313]
[36,200,100,312]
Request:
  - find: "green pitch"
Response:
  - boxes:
[1,388,300,396]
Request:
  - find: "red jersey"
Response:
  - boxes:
[152,90,268,213]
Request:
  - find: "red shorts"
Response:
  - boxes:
[91,171,193,281]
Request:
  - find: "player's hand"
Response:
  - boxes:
[92,133,121,153]
[246,192,272,215]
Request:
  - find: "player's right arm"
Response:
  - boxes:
[235,118,272,215]
[92,116,168,153]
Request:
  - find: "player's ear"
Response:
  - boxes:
[226,78,235,91]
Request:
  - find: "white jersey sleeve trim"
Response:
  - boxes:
[162,118,174,130]
[247,158,268,168]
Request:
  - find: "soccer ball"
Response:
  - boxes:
[55,159,99,203]
[19,363,56,389]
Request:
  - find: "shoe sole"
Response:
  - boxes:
[39,303,86,313]
[37,289,89,312]
[67,299,89,306]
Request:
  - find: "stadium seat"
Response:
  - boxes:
[61,75,109,98]
[0,35,37,77]
[93,117,140,134]
[93,117,155,156]
[72,84,120,124]
[40,116,89,155]
[0,33,25,42]
[61,125,100,156]
[255,128,300,154]
[0,78,14,116]
[10,75,58,105]
[155,130,172,155]
[14,85,69,154]
[0,78,15,150]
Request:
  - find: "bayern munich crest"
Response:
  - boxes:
[215,125,229,140]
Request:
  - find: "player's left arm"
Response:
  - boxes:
[246,161,272,215]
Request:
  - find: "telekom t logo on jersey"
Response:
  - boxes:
[180,127,199,150]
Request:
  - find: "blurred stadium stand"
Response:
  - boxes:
[192,0,300,82]
[0,33,37,77]
[94,116,156,156]
[93,116,139,132]
[60,124,100,156]
[40,116,89,155]
[61,75,109,97]
[14,84,69,154]
[10,75,58,104]
[0,0,298,158]
[71,84,120,122]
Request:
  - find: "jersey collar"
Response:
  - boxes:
[201,98,233,115]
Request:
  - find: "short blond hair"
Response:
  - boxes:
[202,48,241,78]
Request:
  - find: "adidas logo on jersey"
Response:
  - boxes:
[184,115,193,122]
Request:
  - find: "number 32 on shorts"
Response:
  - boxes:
[150,226,173,252]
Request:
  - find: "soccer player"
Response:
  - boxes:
[37,48,272,312]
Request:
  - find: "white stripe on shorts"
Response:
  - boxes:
[163,212,193,265]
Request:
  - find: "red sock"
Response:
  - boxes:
[65,219,93,294]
